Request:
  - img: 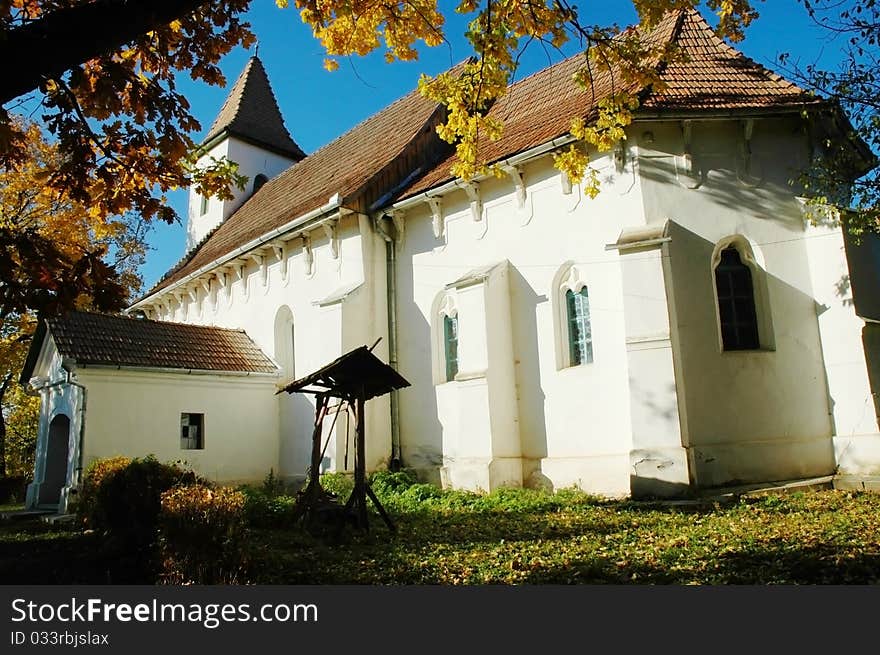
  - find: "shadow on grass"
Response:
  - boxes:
[0,520,154,584]
[518,541,880,585]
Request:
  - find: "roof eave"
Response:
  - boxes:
[130,196,343,309]
[633,102,827,121]
[74,363,280,378]
[18,319,48,385]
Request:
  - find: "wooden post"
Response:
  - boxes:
[292,393,328,524]
[355,389,368,528]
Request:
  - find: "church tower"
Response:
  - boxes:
[186,56,305,250]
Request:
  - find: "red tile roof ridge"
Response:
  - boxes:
[678,8,808,94]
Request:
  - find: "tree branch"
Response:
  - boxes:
[0,0,215,105]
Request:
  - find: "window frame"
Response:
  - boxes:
[433,293,459,385]
[199,194,209,216]
[443,313,459,382]
[180,412,205,450]
[553,263,596,369]
[565,286,594,366]
[710,236,775,354]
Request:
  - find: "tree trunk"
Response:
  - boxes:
[0,0,216,105]
[0,373,12,479]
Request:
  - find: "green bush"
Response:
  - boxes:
[320,472,354,499]
[260,468,286,498]
[159,484,249,584]
[77,456,199,550]
[368,470,417,496]
[240,485,299,528]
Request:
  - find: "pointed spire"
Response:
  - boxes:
[203,56,305,160]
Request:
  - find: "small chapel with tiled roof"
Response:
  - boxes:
[22,9,880,512]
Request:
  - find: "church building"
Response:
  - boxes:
[21,9,880,512]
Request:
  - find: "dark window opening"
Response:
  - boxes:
[253,174,269,195]
[180,413,204,450]
[715,246,760,350]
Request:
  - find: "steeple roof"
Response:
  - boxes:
[203,56,305,160]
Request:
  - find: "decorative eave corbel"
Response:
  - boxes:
[302,233,314,276]
[462,181,483,221]
[268,239,289,282]
[200,278,212,296]
[560,171,573,195]
[250,252,268,286]
[676,120,702,189]
[187,285,199,304]
[231,261,245,284]
[215,269,227,293]
[682,120,693,171]
[172,291,187,318]
[501,165,526,208]
[426,197,444,239]
[321,219,340,259]
[391,209,405,243]
[613,140,627,173]
[737,118,762,187]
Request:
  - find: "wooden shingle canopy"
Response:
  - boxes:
[278,345,410,401]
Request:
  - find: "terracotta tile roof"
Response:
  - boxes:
[204,56,306,160]
[145,74,452,299]
[400,8,819,199]
[643,9,817,111]
[43,311,277,374]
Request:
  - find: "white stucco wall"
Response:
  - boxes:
[155,211,391,481]
[138,114,880,498]
[635,118,838,486]
[76,368,280,485]
[395,151,638,495]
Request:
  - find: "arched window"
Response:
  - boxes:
[714,245,760,351]
[565,287,593,365]
[433,293,459,384]
[443,314,459,382]
[553,263,594,368]
[252,174,269,195]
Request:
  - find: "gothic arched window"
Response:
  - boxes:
[714,246,760,351]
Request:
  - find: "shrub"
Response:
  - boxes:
[0,475,29,504]
[320,472,354,499]
[240,485,299,529]
[159,484,249,584]
[261,468,286,498]
[77,456,199,550]
[369,470,417,496]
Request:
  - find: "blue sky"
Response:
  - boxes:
[141,0,852,289]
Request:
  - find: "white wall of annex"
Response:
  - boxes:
[76,369,280,485]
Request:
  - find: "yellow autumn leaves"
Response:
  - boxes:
[283,0,755,193]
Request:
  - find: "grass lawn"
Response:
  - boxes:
[2,480,880,584]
